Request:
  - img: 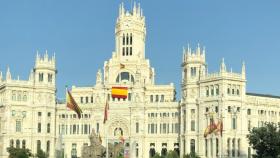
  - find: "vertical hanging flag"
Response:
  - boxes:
[215,119,223,136]
[66,90,82,119]
[103,100,109,124]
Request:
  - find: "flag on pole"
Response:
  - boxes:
[215,120,223,136]
[66,90,82,119]
[112,87,128,99]
[120,63,125,69]
[103,100,109,124]
[204,115,217,137]
[99,134,102,144]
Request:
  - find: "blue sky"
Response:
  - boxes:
[0,0,279,99]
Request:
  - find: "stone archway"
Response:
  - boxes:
[107,116,130,139]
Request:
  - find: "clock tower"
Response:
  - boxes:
[115,2,146,62]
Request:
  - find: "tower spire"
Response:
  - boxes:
[220,58,227,73]
[242,61,246,79]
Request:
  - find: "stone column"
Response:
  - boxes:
[213,138,216,158]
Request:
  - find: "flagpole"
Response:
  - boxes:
[106,126,108,158]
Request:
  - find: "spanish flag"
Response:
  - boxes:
[66,90,82,119]
[112,87,128,99]
[215,120,223,136]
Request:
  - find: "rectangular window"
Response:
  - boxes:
[38,123,41,133]
[232,118,236,130]
[47,112,51,117]
[216,87,219,95]
[86,97,88,103]
[96,123,99,133]
[248,120,251,131]
[191,120,195,131]
[128,93,132,101]
[130,47,132,55]
[160,95,164,102]
[48,74,52,83]
[136,122,139,133]
[39,73,44,82]
[247,109,251,115]
[80,97,83,103]
[175,123,179,133]
[38,112,42,117]
[37,140,41,153]
[16,120,21,132]
[91,96,94,103]
[47,123,51,133]
[155,95,159,102]
[150,95,153,102]
[122,47,125,56]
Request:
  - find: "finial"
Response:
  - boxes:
[220,58,226,73]
[6,66,11,80]
[0,71,2,81]
[242,61,246,79]
[133,1,136,15]
[197,43,201,55]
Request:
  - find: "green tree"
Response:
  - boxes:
[152,152,162,158]
[183,152,201,158]
[36,149,48,158]
[7,147,32,158]
[166,150,179,158]
[247,123,280,158]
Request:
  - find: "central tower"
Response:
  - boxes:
[115,3,146,61]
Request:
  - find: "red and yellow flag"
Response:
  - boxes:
[112,87,128,99]
[103,101,109,124]
[66,90,82,119]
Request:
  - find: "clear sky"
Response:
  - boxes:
[0,0,279,99]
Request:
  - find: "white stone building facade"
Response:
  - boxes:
[0,3,280,158]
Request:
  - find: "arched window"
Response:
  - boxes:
[122,47,125,56]
[10,139,14,147]
[37,140,41,152]
[114,128,123,136]
[130,33,132,45]
[232,138,235,157]
[238,139,241,156]
[22,140,26,149]
[161,143,167,156]
[46,141,50,153]
[126,33,129,45]
[12,91,16,101]
[16,140,20,148]
[149,143,155,157]
[17,92,22,101]
[47,123,51,133]
[123,34,125,45]
[126,47,129,56]
[23,92,27,102]
[116,72,135,84]
[130,47,132,55]
[190,139,195,153]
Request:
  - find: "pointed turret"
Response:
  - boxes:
[29,69,34,81]
[220,58,227,73]
[96,69,102,86]
[0,71,2,82]
[6,67,11,81]
[242,61,246,79]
